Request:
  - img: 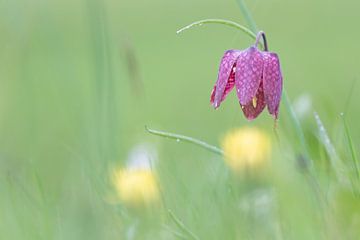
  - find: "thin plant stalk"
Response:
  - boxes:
[177,19,262,49]
[235,0,258,33]
[314,112,347,183]
[283,91,310,161]
[341,113,360,180]
[176,19,256,38]
[145,126,223,155]
[168,210,200,240]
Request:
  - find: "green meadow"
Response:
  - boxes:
[0,0,360,239]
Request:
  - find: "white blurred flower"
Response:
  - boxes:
[293,93,312,118]
[239,189,274,215]
[126,143,157,170]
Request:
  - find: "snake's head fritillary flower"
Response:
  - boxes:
[210,31,283,120]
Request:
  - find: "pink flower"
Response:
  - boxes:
[210,31,282,120]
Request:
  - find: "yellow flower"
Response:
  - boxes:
[221,127,271,173]
[112,168,160,207]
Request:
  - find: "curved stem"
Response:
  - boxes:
[176,19,264,49]
[254,31,268,51]
[145,126,223,155]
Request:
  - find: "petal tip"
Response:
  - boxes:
[210,97,220,109]
[212,102,219,109]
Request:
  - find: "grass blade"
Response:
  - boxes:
[235,0,258,32]
[283,91,311,161]
[146,126,223,155]
[314,112,347,183]
[168,210,200,240]
[176,19,260,48]
[341,113,360,180]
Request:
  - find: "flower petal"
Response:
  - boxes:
[262,52,283,118]
[210,70,235,105]
[235,47,264,105]
[240,82,266,120]
[211,50,241,108]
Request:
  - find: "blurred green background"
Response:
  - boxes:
[0,0,360,239]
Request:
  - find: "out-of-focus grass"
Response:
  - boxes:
[0,0,359,239]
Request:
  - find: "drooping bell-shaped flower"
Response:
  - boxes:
[210,31,282,120]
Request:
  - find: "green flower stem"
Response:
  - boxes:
[145,126,223,155]
[176,19,262,49]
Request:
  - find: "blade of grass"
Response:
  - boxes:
[176,19,262,49]
[177,18,255,38]
[34,170,46,205]
[235,0,258,32]
[314,112,347,183]
[163,224,189,240]
[343,77,357,114]
[145,126,223,155]
[283,91,311,161]
[168,210,200,240]
[340,113,360,180]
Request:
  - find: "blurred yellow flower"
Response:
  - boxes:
[112,168,160,207]
[221,127,271,173]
